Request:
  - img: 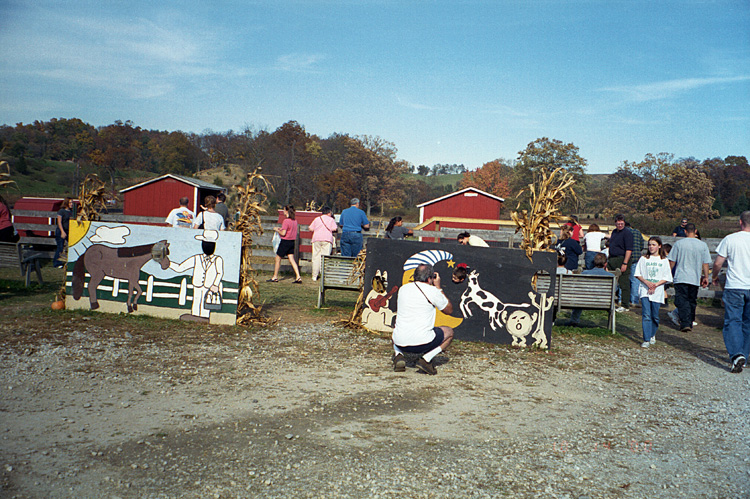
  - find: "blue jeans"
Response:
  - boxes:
[53,234,66,266]
[722,288,750,361]
[584,251,598,270]
[640,297,661,342]
[340,231,363,257]
[630,272,641,306]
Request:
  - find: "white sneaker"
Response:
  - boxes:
[692,321,698,326]
[649,336,656,345]
[641,341,650,348]
[616,306,629,313]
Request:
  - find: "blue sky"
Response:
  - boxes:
[1,0,748,174]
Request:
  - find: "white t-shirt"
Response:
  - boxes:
[583,231,605,252]
[556,267,572,275]
[467,235,489,247]
[392,281,449,347]
[634,255,673,303]
[715,231,750,289]
[165,207,195,228]
[194,211,225,231]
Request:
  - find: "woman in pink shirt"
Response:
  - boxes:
[309,206,338,281]
[269,205,302,283]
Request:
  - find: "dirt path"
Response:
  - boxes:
[1,300,749,498]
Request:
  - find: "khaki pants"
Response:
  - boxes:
[312,241,332,280]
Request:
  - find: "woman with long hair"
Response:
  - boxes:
[0,195,20,243]
[634,236,672,348]
[53,197,73,267]
[385,216,412,239]
[269,205,302,283]
[556,224,582,273]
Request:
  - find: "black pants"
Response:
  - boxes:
[674,283,698,329]
[607,255,631,308]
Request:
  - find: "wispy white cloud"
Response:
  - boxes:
[274,53,325,72]
[600,76,750,102]
[0,4,221,99]
[394,94,446,111]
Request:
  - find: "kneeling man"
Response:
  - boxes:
[392,263,454,375]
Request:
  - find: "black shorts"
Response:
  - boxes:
[397,328,444,354]
[276,239,296,257]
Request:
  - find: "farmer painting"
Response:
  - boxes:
[168,230,225,323]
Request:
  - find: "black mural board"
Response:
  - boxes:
[362,238,557,347]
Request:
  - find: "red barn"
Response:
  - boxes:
[120,174,225,219]
[418,187,504,242]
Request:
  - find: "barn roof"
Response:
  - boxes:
[119,174,226,194]
[416,187,504,208]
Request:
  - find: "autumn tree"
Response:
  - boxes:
[459,158,513,199]
[701,155,750,215]
[512,137,588,211]
[606,153,718,221]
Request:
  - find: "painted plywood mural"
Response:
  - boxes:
[65,221,241,325]
[362,239,557,347]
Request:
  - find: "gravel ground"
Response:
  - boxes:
[1,306,749,499]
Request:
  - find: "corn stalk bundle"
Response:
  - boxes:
[77,174,110,222]
[233,168,275,326]
[0,160,17,190]
[337,248,372,331]
[511,167,577,262]
[304,200,320,212]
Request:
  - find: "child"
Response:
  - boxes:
[452,263,469,283]
[634,236,673,347]
[556,252,572,274]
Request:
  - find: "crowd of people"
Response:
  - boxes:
[2,191,747,375]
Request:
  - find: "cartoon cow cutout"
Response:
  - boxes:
[459,270,554,347]
[361,270,398,332]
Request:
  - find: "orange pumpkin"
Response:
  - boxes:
[51,300,65,310]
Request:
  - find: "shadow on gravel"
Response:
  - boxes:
[623,306,729,372]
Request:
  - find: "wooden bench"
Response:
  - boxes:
[537,272,618,333]
[317,255,362,308]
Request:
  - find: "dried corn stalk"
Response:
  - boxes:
[336,248,370,330]
[234,168,275,326]
[511,167,577,262]
[77,174,110,221]
[304,200,320,212]
[0,160,18,190]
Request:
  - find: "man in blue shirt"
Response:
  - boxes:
[339,198,370,257]
[608,214,634,312]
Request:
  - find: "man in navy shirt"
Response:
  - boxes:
[339,198,370,257]
[608,214,634,312]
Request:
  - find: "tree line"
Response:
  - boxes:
[1,118,746,220]
[0,118,457,215]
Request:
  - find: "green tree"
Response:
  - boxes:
[607,153,718,221]
[512,137,588,211]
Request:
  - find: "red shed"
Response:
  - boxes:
[277,209,320,257]
[120,174,225,219]
[418,187,504,242]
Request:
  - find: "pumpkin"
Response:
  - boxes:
[51,300,65,310]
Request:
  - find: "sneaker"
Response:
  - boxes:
[615,306,629,313]
[730,355,746,374]
[649,336,656,345]
[641,341,650,348]
[393,353,406,372]
[669,309,680,327]
[563,320,579,327]
[692,321,698,327]
[416,358,437,375]
[680,327,692,333]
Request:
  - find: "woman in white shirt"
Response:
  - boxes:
[634,236,673,348]
[582,224,606,270]
[193,196,225,231]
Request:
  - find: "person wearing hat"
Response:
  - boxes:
[168,230,225,322]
